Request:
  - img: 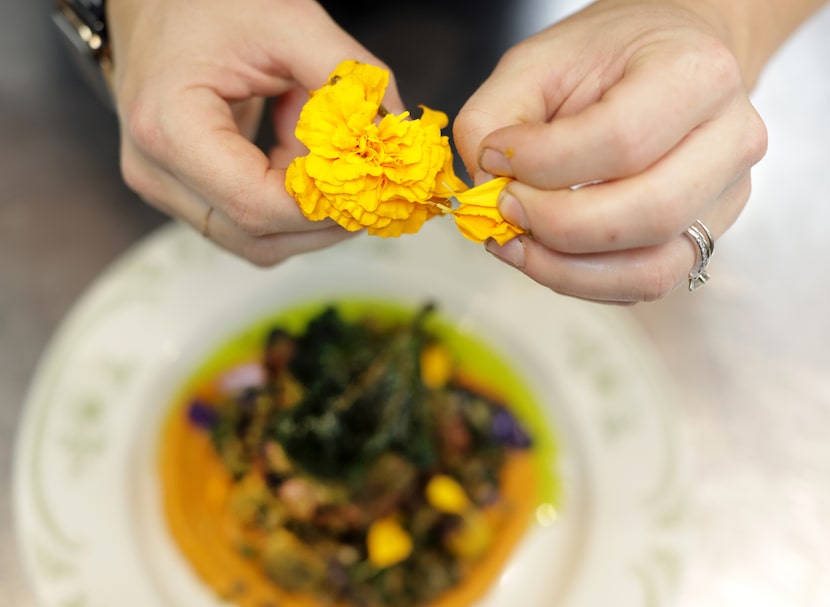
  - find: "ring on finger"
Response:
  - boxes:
[684,219,715,291]
[201,206,214,239]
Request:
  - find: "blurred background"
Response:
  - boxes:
[2,1,830,606]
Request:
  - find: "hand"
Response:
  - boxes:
[453,0,768,303]
[107,0,404,265]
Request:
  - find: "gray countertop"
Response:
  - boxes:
[2,2,829,606]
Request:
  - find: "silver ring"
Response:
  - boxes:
[684,219,714,291]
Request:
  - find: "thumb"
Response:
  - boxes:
[452,58,549,184]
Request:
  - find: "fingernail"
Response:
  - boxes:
[498,189,528,230]
[486,236,526,269]
[473,170,493,186]
[479,148,513,176]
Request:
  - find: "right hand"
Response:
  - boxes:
[452,0,769,303]
[107,0,404,265]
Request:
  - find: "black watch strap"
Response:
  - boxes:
[52,0,113,108]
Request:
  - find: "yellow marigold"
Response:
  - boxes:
[451,177,526,245]
[285,60,524,244]
[285,60,455,237]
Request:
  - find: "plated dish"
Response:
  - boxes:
[13,219,689,607]
[162,300,551,607]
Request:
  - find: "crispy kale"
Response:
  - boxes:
[273,305,437,480]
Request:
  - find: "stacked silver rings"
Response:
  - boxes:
[684,219,715,291]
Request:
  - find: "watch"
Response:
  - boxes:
[52,0,113,108]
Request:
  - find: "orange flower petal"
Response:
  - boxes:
[452,177,525,245]
[418,105,450,130]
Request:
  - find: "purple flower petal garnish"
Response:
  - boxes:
[187,400,218,430]
[492,407,532,448]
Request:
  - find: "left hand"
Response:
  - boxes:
[453,0,768,303]
[107,0,405,267]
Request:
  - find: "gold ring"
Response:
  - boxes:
[201,207,214,239]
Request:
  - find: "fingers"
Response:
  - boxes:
[495,98,767,254]
[121,137,353,265]
[487,174,752,303]
[481,94,764,302]
[203,208,355,267]
[126,86,318,236]
[453,55,549,183]
[478,40,747,189]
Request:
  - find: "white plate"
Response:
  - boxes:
[13,219,690,607]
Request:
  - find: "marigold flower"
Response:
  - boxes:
[451,177,526,245]
[284,60,524,244]
[285,60,456,237]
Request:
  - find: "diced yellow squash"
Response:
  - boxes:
[426,474,470,515]
[420,343,454,388]
[367,516,413,568]
[445,510,494,562]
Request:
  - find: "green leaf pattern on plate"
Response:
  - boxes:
[563,319,690,606]
[25,228,219,606]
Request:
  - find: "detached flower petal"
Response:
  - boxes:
[452,177,526,245]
